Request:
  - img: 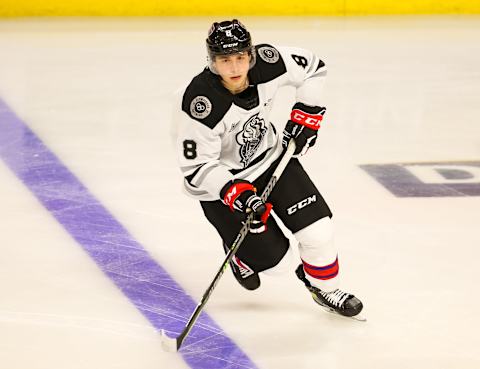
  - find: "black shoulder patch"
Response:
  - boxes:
[248,44,287,85]
[181,69,232,129]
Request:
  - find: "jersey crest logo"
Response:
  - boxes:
[236,113,267,167]
[258,46,280,64]
[190,96,212,119]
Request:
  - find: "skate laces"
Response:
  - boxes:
[320,289,350,308]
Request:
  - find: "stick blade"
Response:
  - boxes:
[160,329,179,352]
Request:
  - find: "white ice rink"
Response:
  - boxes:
[1,16,480,369]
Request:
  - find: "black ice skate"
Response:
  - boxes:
[295,264,365,320]
[223,242,260,291]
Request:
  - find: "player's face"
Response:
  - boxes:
[214,52,250,93]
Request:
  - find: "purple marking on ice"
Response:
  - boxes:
[0,98,258,369]
[360,163,480,197]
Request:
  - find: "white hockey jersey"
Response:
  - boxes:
[171,44,327,201]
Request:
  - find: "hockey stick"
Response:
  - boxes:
[161,139,296,352]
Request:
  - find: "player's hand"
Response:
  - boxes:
[220,179,272,234]
[248,203,273,234]
[221,179,266,214]
[282,102,326,156]
[221,179,273,233]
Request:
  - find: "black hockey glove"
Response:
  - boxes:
[282,102,326,156]
[220,179,273,234]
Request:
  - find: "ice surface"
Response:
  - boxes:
[0,16,479,369]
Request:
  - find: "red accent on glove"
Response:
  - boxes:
[260,203,273,224]
[223,182,256,212]
[290,109,323,130]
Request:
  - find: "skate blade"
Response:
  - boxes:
[313,298,367,322]
[320,305,367,322]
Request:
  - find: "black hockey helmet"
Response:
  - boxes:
[206,19,256,73]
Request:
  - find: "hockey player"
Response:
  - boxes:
[172,19,363,318]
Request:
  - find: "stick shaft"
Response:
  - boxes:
[175,140,296,350]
